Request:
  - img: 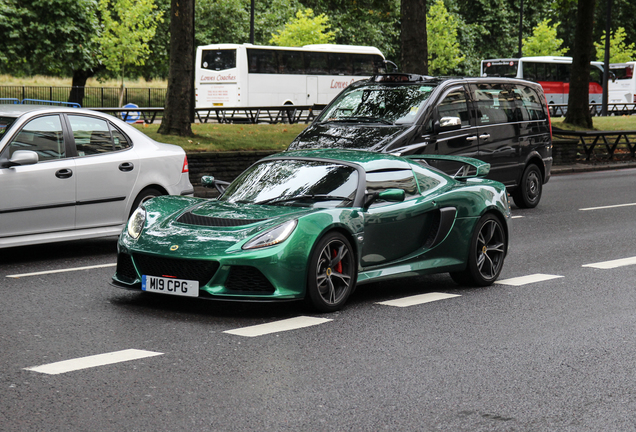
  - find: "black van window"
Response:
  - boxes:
[511,84,546,121]
[472,84,516,124]
[437,89,470,126]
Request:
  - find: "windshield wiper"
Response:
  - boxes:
[326,116,393,125]
[255,194,353,206]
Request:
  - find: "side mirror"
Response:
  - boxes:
[1,150,39,168]
[201,175,230,194]
[438,116,462,131]
[364,188,405,207]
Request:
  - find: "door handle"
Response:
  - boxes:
[466,136,477,142]
[119,162,134,172]
[479,134,491,140]
[55,168,73,179]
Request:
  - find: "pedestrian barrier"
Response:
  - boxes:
[552,127,636,161]
[549,103,636,117]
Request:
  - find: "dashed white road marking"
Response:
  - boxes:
[511,215,524,219]
[580,202,636,211]
[25,349,163,375]
[224,316,332,337]
[6,263,117,279]
[377,292,460,307]
[583,256,636,269]
[496,274,564,286]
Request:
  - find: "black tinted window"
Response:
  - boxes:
[248,49,278,74]
[437,89,470,126]
[511,84,546,121]
[330,53,353,75]
[201,49,236,71]
[472,84,516,124]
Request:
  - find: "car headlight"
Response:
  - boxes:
[127,207,147,239]
[243,220,297,250]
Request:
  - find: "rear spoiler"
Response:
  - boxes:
[406,154,491,179]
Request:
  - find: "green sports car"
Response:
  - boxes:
[111,149,511,312]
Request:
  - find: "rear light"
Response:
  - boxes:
[633,94,636,103]
[182,155,189,173]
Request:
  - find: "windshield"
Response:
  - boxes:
[318,84,437,125]
[0,117,17,140]
[482,60,519,78]
[220,159,359,208]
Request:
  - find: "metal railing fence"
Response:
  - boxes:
[0,86,166,108]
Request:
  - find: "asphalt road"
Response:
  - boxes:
[2,168,636,431]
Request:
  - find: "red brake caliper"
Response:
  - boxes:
[333,248,342,273]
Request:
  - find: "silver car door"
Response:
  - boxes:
[0,114,76,238]
[67,115,140,229]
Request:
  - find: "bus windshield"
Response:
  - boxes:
[318,83,437,125]
[201,49,236,71]
[482,60,519,77]
[611,64,634,80]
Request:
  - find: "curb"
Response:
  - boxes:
[552,161,636,175]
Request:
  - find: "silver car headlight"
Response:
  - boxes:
[243,220,297,250]
[127,207,147,239]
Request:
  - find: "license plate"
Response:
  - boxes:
[142,275,199,297]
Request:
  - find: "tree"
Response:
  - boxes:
[158,0,194,137]
[269,8,335,46]
[594,27,636,63]
[523,19,568,57]
[401,0,428,74]
[97,0,163,106]
[0,0,102,104]
[564,0,596,129]
[426,0,464,75]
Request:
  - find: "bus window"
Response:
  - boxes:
[589,66,602,84]
[279,51,304,74]
[352,54,382,76]
[329,53,353,75]
[305,52,329,75]
[247,49,278,74]
[201,49,236,71]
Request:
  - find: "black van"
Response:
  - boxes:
[287,74,552,208]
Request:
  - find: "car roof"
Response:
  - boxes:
[271,148,414,172]
[0,104,92,117]
[357,73,542,89]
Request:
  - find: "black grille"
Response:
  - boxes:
[176,212,266,227]
[225,266,275,293]
[423,210,441,249]
[116,253,138,282]
[132,253,219,286]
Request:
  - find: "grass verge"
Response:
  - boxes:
[552,115,636,131]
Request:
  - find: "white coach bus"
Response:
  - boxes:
[195,43,386,108]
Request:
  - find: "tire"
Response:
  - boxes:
[130,187,163,216]
[450,213,507,287]
[512,164,542,209]
[305,232,357,313]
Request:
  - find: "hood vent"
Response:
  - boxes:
[177,211,266,227]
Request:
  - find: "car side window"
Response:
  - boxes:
[511,84,546,121]
[366,169,418,205]
[68,115,130,156]
[472,84,516,125]
[437,89,470,126]
[2,115,65,161]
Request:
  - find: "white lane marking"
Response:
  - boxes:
[583,256,636,269]
[377,292,460,307]
[511,215,524,219]
[6,263,116,279]
[24,349,163,375]
[224,316,332,337]
[580,202,636,211]
[496,274,564,286]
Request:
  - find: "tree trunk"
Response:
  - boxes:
[564,0,596,128]
[69,70,93,106]
[401,0,428,75]
[158,0,194,137]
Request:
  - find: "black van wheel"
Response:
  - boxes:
[512,164,542,209]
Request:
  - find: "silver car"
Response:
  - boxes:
[0,105,193,248]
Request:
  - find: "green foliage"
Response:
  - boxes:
[426,0,464,75]
[0,0,100,76]
[195,0,250,45]
[269,8,335,46]
[97,0,163,78]
[523,19,567,57]
[594,27,636,63]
